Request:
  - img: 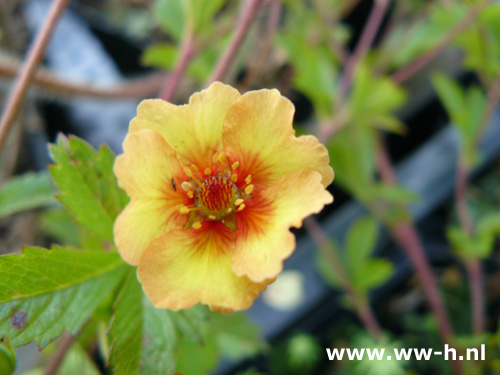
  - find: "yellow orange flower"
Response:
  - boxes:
[114,82,334,312]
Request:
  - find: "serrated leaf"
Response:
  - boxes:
[109,272,177,375]
[49,135,129,242]
[346,216,379,266]
[209,312,264,360]
[0,336,15,375]
[0,172,57,219]
[168,305,209,344]
[0,247,126,347]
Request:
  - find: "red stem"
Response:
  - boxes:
[304,217,384,340]
[391,0,491,84]
[467,259,485,334]
[0,0,69,155]
[207,0,263,85]
[159,35,196,102]
[338,0,390,96]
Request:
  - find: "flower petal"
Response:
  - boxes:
[232,170,333,282]
[222,89,334,189]
[114,129,188,265]
[137,223,268,312]
[114,199,185,265]
[130,82,240,169]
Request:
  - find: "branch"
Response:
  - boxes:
[391,0,491,84]
[44,333,75,375]
[207,0,264,85]
[338,0,390,96]
[0,58,166,99]
[0,0,69,155]
[304,217,384,341]
[159,34,196,102]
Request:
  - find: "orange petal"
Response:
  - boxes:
[130,82,240,169]
[114,129,187,265]
[232,170,333,282]
[222,89,334,190]
[137,223,268,312]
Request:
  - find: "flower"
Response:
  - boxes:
[114,82,334,312]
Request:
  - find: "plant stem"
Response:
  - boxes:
[240,0,281,91]
[467,259,484,334]
[0,58,166,99]
[338,0,390,97]
[304,217,384,340]
[207,0,263,85]
[0,0,69,156]
[159,34,196,102]
[391,0,491,84]
[44,333,75,375]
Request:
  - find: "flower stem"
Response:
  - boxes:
[467,259,484,334]
[207,0,263,85]
[160,34,196,102]
[338,0,390,97]
[44,333,75,375]
[391,0,491,84]
[304,217,384,341]
[0,0,69,156]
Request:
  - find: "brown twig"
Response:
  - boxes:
[159,34,196,102]
[207,0,264,85]
[0,0,69,155]
[44,333,75,375]
[338,0,390,97]
[391,0,491,84]
[304,217,384,340]
[240,0,281,91]
[0,58,166,99]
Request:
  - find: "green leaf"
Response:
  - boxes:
[367,184,418,204]
[141,43,177,70]
[49,134,129,242]
[109,272,177,375]
[56,344,101,375]
[176,332,218,375]
[209,312,265,360]
[0,171,57,219]
[168,305,208,344]
[153,0,185,40]
[346,216,379,265]
[432,73,464,119]
[0,247,126,347]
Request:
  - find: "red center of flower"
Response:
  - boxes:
[199,176,236,213]
[178,152,254,230]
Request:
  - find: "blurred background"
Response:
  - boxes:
[1,0,500,374]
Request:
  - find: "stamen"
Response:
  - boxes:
[218,152,227,164]
[187,191,194,198]
[231,162,239,170]
[231,174,238,182]
[245,175,252,184]
[204,168,212,175]
[212,153,218,163]
[237,204,246,212]
[179,206,190,214]
[191,165,199,174]
[245,185,254,194]
[226,208,232,214]
[234,198,244,206]
[192,222,202,229]
[181,181,193,191]
[208,215,217,220]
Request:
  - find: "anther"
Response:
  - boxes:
[212,153,218,163]
[179,206,190,214]
[245,185,254,194]
[226,208,232,214]
[192,222,202,229]
[234,198,244,206]
[218,152,227,163]
[187,191,194,198]
[181,181,193,191]
[191,165,198,174]
[231,174,238,182]
[245,175,252,184]
[204,168,212,175]
[208,215,216,220]
[237,204,246,212]
[231,162,239,170]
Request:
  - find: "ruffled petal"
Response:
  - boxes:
[232,170,333,282]
[222,89,334,190]
[137,223,268,312]
[114,129,188,265]
[130,82,241,169]
[114,199,185,265]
